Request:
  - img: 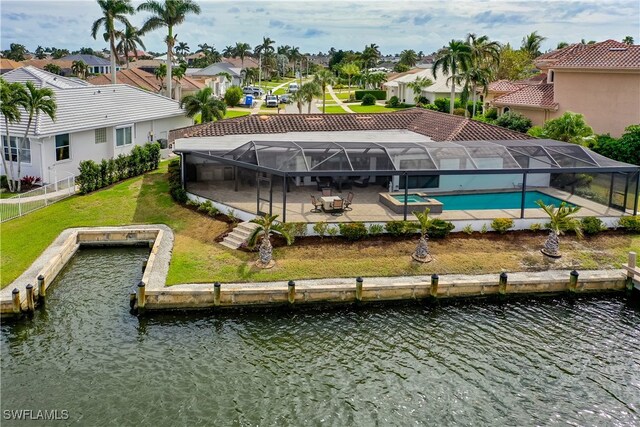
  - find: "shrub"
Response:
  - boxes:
[283,222,307,242]
[427,219,455,238]
[354,90,386,101]
[433,97,462,113]
[361,93,376,106]
[326,225,339,237]
[529,223,543,231]
[385,220,412,237]
[170,187,188,204]
[485,108,498,120]
[388,96,400,108]
[491,218,515,234]
[224,86,244,107]
[226,209,239,224]
[313,221,328,238]
[368,224,384,236]
[495,112,533,133]
[114,154,128,181]
[452,108,466,116]
[462,224,473,235]
[168,158,185,203]
[417,96,429,106]
[581,216,605,235]
[393,63,410,73]
[619,216,640,233]
[0,175,7,189]
[77,160,100,194]
[592,125,640,166]
[480,223,488,234]
[421,103,439,111]
[338,222,368,241]
[20,175,41,190]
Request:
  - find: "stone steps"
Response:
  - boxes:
[221,221,259,250]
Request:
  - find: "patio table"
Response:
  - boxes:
[320,195,342,211]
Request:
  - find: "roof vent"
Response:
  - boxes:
[609,47,628,51]
[259,115,270,121]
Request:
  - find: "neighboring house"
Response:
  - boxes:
[0,66,191,183]
[87,68,206,99]
[127,59,165,74]
[20,59,74,76]
[0,58,23,74]
[60,54,117,74]
[383,67,463,104]
[491,40,640,137]
[189,61,243,97]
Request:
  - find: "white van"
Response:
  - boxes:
[288,83,299,93]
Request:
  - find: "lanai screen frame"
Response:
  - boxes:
[178,139,640,222]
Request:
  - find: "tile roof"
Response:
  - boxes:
[170,109,529,143]
[535,43,589,66]
[552,39,640,69]
[491,83,557,109]
[3,66,90,89]
[60,54,111,66]
[127,59,165,69]
[487,80,525,93]
[0,58,23,71]
[21,58,74,70]
[87,68,205,92]
[222,56,260,68]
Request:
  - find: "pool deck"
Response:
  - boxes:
[187,182,629,223]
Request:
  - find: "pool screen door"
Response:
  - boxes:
[257,175,272,216]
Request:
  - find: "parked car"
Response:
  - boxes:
[242,86,264,97]
[288,83,299,93]
[279,94,292,104]
[264,95,278,107]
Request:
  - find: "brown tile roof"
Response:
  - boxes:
[222,57,259,68]
[0,58,23,71]
[491,83,557,109]
[535,43,589,65]
[487,80,525,93]
[87,68,205,92]
[170,109,530,143]
[514,73,547,85]
[127,59,165,69]
[552,39,640,69]
[21,58,74,70]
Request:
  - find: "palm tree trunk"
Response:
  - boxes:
[449,58,455,114]
[412,235,432,262]
[17,114,34,192]
[110,35,117,84]
[3,117,15,192]
[258,235,273,265]
[322,86,326,114]
[166,26,173,99]
[307,99,311,114]
[348,75,351,100]
[541,230,561,258]
[472,84,477,117]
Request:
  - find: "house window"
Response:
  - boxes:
[116,126,133,147]
[2,136,31,163]
[95,128,107,144]
[503,107,510,114]
[55,134,70,161]
[548,70,554,83]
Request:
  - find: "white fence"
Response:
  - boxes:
[0,174,76,222]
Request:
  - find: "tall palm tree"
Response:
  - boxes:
[314,69,336,114]
[406,76,433,105]
[91,0,134,84]
[234,42,252,68]
[622,36,634,45]
[297,82,322,114]
[18,82,57,191]
[521,31,546,58]
[411,208,434,263]
[361,43,380,69]
[71,60,89,79]
[116,25,146,68]
[137,0,201,100]
[0,78,27,192]
[180,87,226,124]
[222,45,234,58]
[399,49,418,67]
[175,41,190,60]
[34,45,46,59]
[340,62,360,99]
[536,200,582,258]
[154,63,166,82]
[247,214,293,268]
[432,39,472,114]
[462,66,491,117]
[254,37,275,56]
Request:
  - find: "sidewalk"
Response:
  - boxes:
[326,85,355,113]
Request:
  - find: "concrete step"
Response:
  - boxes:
[236,221,259,232]
[219,221,260,250]
[220,240,240,250]
[233,228,254,238]
[224,234,245,246]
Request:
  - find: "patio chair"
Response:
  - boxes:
[310,195,323,213]
[331,198,344,216]
[353,176,370,188]
[343,192,354,211]
[321,187,333,197]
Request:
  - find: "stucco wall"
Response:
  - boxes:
[506,107,550,127]
[553,70,640,137]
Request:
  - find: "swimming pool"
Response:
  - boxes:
[432,191,573,211]
[392,194,428,203]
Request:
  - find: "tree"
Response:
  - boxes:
[175,41,190,60]
[521,31,546,58]
[34,46,46,59]
[340,62,360,100]
[222,45,234,58]
[246,214,293,268]
[172,61,187,80]
[432,39,471,114]
[138,0,201,99]
[5,43,27,61]
[527,112,594,145]
[496,44,536,80]
[622,36,634,45]
[51,48,70,59]
[407,76,433,104]
[297,81,322,114]
[556,41,569,49]
[43,63,62,75]
[234,42,252,69]
[592,125,640,166]
[71,60,89,78]
[361,43,380,69]
[410,208,434,263]
[91,0,134,84]
[398,49,418,67]
[17,82,57,192]
[254,37,275,56]
[180,87,226,124]
[116,25,146,68]
[154,63,166,81]
[0,78,27,192]
[241,67,259,86]
[314,69,336,114]
[393,63,410,73]
[495,112,533,133]
[536,200,582,258]
[223,86,243,107]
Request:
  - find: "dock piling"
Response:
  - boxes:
[214,282,221,306]
[569,270,579,293]
[288,280,295,304]
[430,274,439,298]
[356,277,363,302]
[25,284,35,313]
[499,272,508,295]
[137,281,146,312]
[11,289,21,315]
[626,252,637,291]
[37,275,46,303]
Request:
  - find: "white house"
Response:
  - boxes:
[1,66,191,183]
[188,62,242,97]
[383,67,463,105]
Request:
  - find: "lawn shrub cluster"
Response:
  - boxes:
[338,222,368,241]
[581,216,606,235]
[168,158,187,203]
[354,90,386,101]
[427,219,455,238]
[282,222,307,243]
[491,218,515,234]
[387,96,400,108]
[619,216,640,232]
[495,112,533,133]
[361,93,376,106]
[77,143,160,194]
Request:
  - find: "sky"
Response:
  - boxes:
[1,0,639,55]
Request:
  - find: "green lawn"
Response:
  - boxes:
[193,110,251,124]
[323,106,349,114]
[349,105,409,113]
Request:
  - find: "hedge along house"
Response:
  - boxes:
[170,109,639,225]
[0,66,191,183]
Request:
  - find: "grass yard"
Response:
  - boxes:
[349,105,409,113]
[323,105,349,114]
[193,110,251,124]
[2,164,638,289]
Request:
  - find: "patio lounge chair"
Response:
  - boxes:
[343,192,354,211]
[310,195,323,213]
[321,187,333,197]
[353,177,370,188]
[331,198,344,216]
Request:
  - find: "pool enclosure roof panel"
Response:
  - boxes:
[201,139,638,173]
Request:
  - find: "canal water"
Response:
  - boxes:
[1,247,639,426]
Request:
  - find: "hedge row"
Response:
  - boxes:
[354,90,386,101]
[312,219,455,241]
[77,143,160,194]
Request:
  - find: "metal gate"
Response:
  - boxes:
[609,172,628,212]
[256,175,272,216]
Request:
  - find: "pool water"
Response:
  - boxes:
[432,191,572,210]
[392,194,427,203]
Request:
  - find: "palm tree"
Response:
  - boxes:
[399,49,418,67]
[340,62,360,100]
[254,37,275,56]
[411,208,434,263]
[137,0,201,100]
[406,76,433,105]
[463,66,491,117]
[116,25,146,68]
[18,82,57,192]
[173,61,187,80]
[180,87,226,124]
[234,42,252,68]
[298,81,322,114]
[622,36,634,45]
[291,90,304,114]
[175,41,190,60]
[0,78,27,192]
[71,60,89,78]
[536,200,582,258]
[432,40,471,114]
[43,63,62,75]
[91,0,134,84]
[361,43,380,70]
[34,45,46,59]
[222,45,234,58]
[521,31,546,58]
[556,41,569,49]
[154,63,166,81]
[241,67,259,86]
[314,69,336,114]
[247,214,293,268]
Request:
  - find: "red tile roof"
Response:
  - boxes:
[170,109,530,143]
[535,43,589,65]
[88,68,205,92]
[491,83,557,109]
[552,39,640,69]
[487,80,525,92]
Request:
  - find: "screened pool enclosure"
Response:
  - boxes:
[177,139,639,222]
